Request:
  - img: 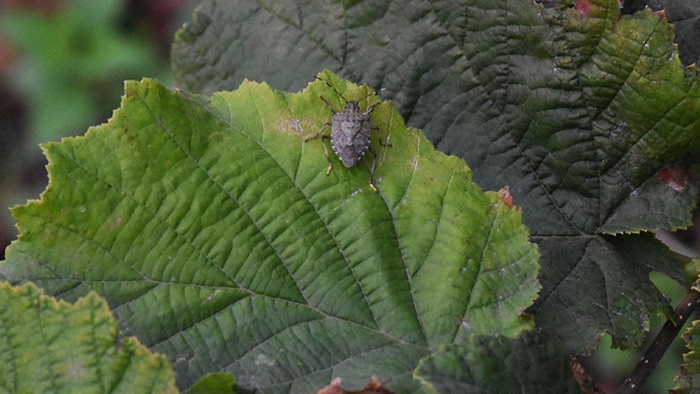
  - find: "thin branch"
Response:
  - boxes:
[616,281,700,394]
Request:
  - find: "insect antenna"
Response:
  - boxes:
[316,75,377,110]
[316,76,348,106]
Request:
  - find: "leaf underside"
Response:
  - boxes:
[171,0,700,353]
[0,73,540,392]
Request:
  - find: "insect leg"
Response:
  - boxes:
[370,125,392,148]
[303,122,333,176]
[368,146,378,192]
[303,122,331,142]
[321,135,333,176]
[316,77,348,107]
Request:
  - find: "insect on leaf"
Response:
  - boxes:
[171,0,700,353]
[0,72,540,392]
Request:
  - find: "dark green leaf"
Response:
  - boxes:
[414,331,580,393]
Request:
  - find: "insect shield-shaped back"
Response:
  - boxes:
[330,100,373,167]
[306,76,382,192]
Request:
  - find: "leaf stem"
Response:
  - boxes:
[616,281,700,394]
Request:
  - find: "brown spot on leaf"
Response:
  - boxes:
[317,378,345,394]
[279,118,308,137]
[654,9,667,19]
[317,376,394,394]
[657,163,689,192]
[498,186,514,208]
[575,0,592,18]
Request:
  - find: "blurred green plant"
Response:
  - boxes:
[0,0,168,145]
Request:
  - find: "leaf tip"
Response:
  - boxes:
[498,186,515,208]
[654,9,667,20]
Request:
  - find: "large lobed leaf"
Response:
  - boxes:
[0,281,177,393]
[0,73,540,392]
[171,0,700,353]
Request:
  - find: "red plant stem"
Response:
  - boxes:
[616,282,700,394]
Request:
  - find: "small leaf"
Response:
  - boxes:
[414,331,580,393]
[1,72,540,392]
[0,281,177,393]
[672,318,700,393]
[189,372,236,394]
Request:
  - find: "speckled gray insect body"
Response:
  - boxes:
[307,77,380,192]
[327,99,373,168]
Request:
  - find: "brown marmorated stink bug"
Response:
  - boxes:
[304,76,384,192]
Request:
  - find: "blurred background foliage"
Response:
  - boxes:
[0,0,196,259]
[0,0,698,392]
[3,0,165,146]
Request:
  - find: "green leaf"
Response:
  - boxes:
[672,319,700,393]
[171,0,700,353]
[0,73,540,392]
[414,331,580,393]
[0,281,177,393]
[189,372,236,394]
